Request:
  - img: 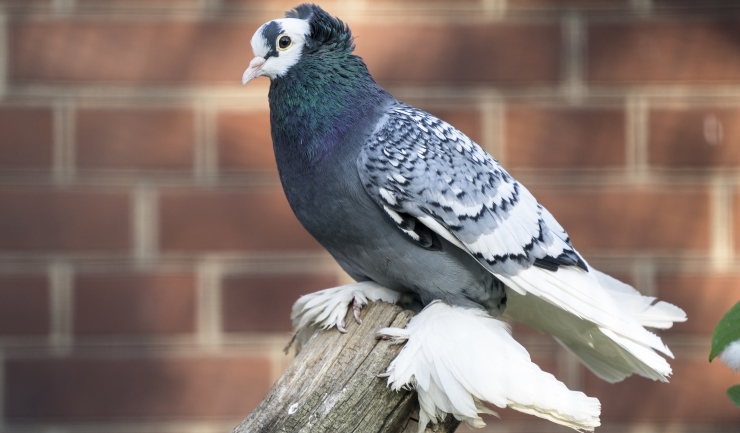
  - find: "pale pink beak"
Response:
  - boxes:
[242,56,266,85]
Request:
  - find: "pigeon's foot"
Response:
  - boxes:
[352,296,363,324]
[375,327,409,343]
[291,281,400,335]
[379,301,601,433]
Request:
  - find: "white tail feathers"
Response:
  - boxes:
[501,267,686,383]
[380,302,601,432]
[593,270,687,330]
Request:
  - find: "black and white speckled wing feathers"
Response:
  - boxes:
[358,103,583,276]
[357,103,686,384]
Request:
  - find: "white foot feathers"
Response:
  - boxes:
[291,281,400,333]
[379,302,601,433]
[291,285,601,432]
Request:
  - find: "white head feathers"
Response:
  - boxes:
[243,18,311,84]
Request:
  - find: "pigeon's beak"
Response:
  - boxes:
[242,56,266,85]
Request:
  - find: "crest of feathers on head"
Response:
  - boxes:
[286,4,355,53]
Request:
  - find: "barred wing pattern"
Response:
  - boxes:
[357,104,583,276]
[358,103,683,385]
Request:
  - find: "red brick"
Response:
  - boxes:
[76,0,198,5]
[159,189,320,252]
[0,107,53,169]
[221,0,311,5]
[653,0,738,5]
[510,0,626,5]
[217,111,275,171]
[0,0,50,6]
[74,274,195,335]
[532,188,710,252]
[222,0,479,6]
[10,20,259,84]
[222,274,338,333]
[649,108,740,168]
[11,19,560,86]
[657,274,740,335]
[0,276,48,336]
[354,23,561,85]
[585,356,740,422]
[5,356,271,420]
[507,107,626,169]
[76,108,194,170]
[421,107,483,145]
[0,188,131,252]
[588,20,740,84]
[734,196,740,251]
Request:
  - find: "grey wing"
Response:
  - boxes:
[357,104,586,276]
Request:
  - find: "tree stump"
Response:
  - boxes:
[232,301,460,433]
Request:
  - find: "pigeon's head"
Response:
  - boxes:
[242,3,355,85]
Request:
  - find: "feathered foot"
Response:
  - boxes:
[287,282,400,352]
[379,302,601,433]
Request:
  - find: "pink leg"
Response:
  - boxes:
[337,317,347,333]
[353,296,363,324]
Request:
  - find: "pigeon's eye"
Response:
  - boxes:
[277,35,292,51]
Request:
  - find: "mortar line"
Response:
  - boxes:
[49,261,74,352]
[631,259,656,297]
[203,104,218,180]
[16,84,740,108]
[52,99,76,184]
[562,10,586,104]
[51,0,76,14]
[482,0,506,17]
[557,348,582,391]
[710,175,734,272]
[196,259,223,348]
[0,7,7,101]
[630,0,653,15]
[268,341,293,386]
[193,101,218,185]
[0,348,4,433]
[132,183,159,266]
[625,95,649,183]
[1,421,238,433]
[482,97,505,165]
[199,0,221,12]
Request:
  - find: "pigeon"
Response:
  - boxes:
[242,4,687,431]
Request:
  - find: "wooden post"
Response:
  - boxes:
[232,301,460,433]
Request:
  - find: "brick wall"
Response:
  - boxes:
[0,1,738,432]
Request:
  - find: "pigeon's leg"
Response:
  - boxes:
[291,281,400,334]
[352,294,364,324]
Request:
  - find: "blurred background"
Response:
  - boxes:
[0,0,739,432]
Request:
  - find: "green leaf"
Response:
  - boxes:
[710,300,740,361]
[727,385,740,408]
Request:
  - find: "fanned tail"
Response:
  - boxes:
[501,267,686,383]
[593,270,687,330]
[380,302,601,432]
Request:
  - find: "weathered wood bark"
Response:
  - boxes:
[232,301,460,433]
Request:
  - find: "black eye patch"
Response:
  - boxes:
[261,21,283,59]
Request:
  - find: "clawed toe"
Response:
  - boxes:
[352,295,364,324]
[337,318,348,333]
[291,282,400,336]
